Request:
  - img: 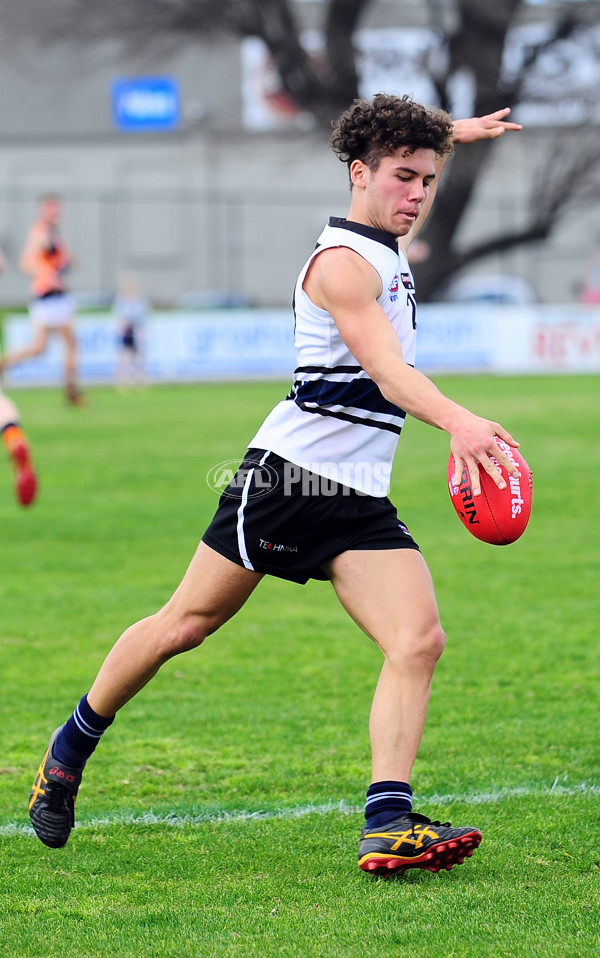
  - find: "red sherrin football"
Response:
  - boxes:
[447,439,533,545]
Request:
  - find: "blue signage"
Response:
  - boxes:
[112,76,180,132]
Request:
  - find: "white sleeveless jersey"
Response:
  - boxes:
[249,217,417,496]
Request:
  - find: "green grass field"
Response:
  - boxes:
[0,376,598,957]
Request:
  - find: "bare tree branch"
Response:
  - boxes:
[412,0,600,298]
[501,12,578,103]
[531,130,600,228]
[323,0,370,106]
[418,126,600,294]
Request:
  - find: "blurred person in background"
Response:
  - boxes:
[0,388,37,506]
[114,272,149,390]
[0,194,85,406]
[0,246,37,506]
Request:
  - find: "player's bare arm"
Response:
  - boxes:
[19,225,46,276]
[400,108,523,252]
[305,247,520,496]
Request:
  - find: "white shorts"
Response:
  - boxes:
[29,293,76,328]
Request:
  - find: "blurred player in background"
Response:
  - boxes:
[0,194,85,406]
[114,273,149,390]
[0,389,37,506]
[28,97,522,874]
[0,243,37,506]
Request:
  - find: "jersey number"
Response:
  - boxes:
[407,291,417,329]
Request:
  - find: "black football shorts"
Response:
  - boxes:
[202,449,419,585]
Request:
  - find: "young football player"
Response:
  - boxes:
[0,194,85,405]
[29,96,521,873]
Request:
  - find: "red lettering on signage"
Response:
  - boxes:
[532,323,600,368]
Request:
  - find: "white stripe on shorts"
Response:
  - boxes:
[236,450,270,571]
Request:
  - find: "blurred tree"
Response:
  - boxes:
[0,0,371,125]
[415,0,600,297]
[1,0,599,298]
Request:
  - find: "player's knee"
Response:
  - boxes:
[157,613,208,659]
[421,621,446,663]
[386,620,445,670]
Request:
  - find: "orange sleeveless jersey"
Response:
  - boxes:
[31,227,70,298]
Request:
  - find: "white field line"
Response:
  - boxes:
[2,781,599,838]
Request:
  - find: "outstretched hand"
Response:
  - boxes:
[453,108,523,145]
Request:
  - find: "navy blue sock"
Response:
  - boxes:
[52,694,115,768]
[365,780,413,829]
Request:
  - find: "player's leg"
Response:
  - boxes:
[133,344,147,387]
[324,548,481,875]
[87,543,263,717]
[326,548,444,784]
[58,323,85,405]
[29,544,263,847]
[0,323,48,368]
[0,391,37,506]
[115,344,129,390]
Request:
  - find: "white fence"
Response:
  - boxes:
[3,304,600,387]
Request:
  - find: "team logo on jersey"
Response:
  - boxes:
[388,274,400,302]
[400,272,415,290]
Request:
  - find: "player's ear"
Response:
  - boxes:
[349,159,368,190]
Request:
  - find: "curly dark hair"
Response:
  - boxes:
[330,93,454,175]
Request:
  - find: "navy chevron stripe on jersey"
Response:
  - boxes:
[286,366,369,401]
[298,404,403,434]
[294,364,363,375]
[292,376,405,421]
